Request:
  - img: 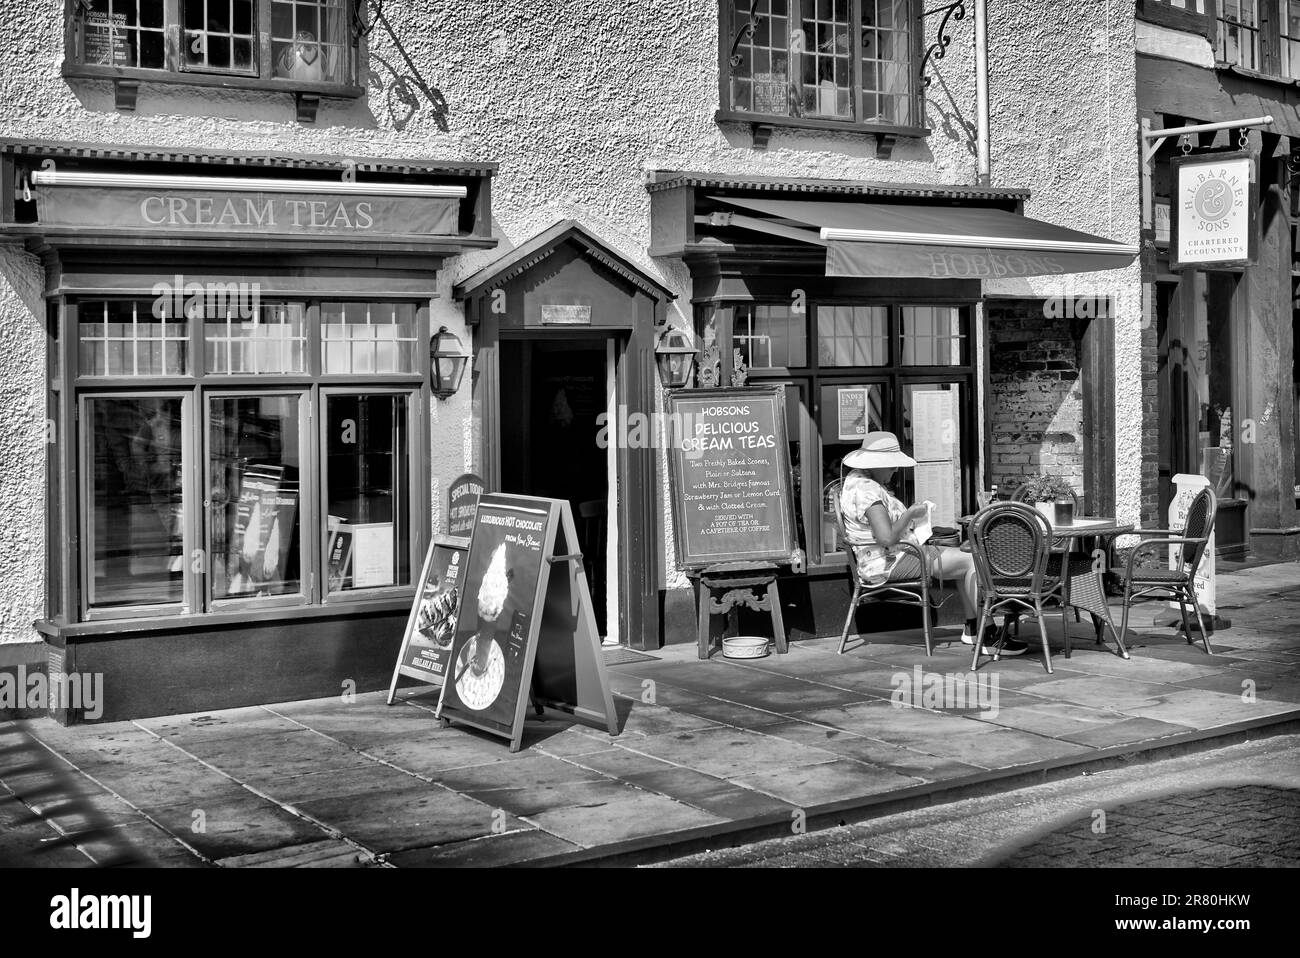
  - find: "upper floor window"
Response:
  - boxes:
[1217,0,1261,69]
[67,0,360,87]
[722,0,920,130]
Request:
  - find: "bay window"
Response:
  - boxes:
[62,296,427,622]
[721,0,922,130]
[697,299,975,567]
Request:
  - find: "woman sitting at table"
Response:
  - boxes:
[840,431,1026,656]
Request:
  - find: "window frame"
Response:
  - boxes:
[698,298,977,569]
[59,293,429,625]
[716,0,928,137]
[61,0,367,99]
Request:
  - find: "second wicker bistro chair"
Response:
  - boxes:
[1106,485,1218,655]
[828,479,941,656]
[968,501,1067,674]
[1011,478,1081,623]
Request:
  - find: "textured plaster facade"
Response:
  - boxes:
[0,1,1140,645]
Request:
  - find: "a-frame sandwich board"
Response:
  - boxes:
[436,493,618,752]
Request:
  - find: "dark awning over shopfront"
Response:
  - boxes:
[708,195,1139,279]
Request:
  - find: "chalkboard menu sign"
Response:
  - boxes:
[666,385,798,570]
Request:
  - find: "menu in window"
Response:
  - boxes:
[352,523,395,588]
[913,390,955,462]
[84,11,131,66]
[912,390,959,527]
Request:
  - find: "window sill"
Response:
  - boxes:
[1213,62,1300,91]
[35,594,414,642]
[62,62,364,120]
[715,110,929,154]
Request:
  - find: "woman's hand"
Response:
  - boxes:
[905,502,930,522]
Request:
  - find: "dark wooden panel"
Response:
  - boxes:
[62,610,410,723]
[1137,55,1300,138]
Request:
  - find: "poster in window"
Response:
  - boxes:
[230,464,298,594]
[837,387,870,442]
[325,516,354,592]
[352,523,395,588]
[84,11,131,66]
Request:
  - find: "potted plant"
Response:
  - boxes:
[1013,475,1078,523]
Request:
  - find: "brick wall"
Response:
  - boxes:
[987,300,1085,500]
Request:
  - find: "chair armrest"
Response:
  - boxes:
[1124,536,1206,577]
[891,539,933,576]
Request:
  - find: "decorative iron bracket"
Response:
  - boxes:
[729,0,765,69]
[919,2,968,88]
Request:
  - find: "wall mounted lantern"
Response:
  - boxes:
[430,325,469,400]
[654,324,697,389]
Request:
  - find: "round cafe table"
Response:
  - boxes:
[957,514,1135,655]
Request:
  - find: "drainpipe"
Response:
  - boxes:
[974,0,990,186]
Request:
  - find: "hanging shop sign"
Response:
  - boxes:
[1170,151,1258,270]
[435,494,617,751]
[446,473,485,538]
[388,537,469,697]
[33,186,459,237]
[665,385,798,570]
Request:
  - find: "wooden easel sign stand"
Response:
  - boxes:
[665,385,803,659]
[435,493,619,752]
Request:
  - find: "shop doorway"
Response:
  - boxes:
[498,336,618,641]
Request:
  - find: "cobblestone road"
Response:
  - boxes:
[657,734,1300,868]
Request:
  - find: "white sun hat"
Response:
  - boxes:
[843,430,917,470]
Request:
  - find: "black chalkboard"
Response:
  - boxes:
[666,385,799,570]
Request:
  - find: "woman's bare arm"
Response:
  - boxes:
[866,501,927,548]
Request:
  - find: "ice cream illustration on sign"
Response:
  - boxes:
[455,542,509,711]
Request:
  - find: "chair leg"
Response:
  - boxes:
[1063,603,1072,659]
[1186,583,1214,655]
[970,605,992,672]
[919,579,933,657]
[1117,583,1134,658]
[1175,593,1193,644]
[838,584,860,655]
[1035,601,1053,674]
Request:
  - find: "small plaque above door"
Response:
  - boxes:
[541,304,592,325]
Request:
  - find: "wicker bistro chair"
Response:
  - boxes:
[1011,479,1082,623]
[828,479,941,657]
[968,501,1067,674]
[1107,486,1217,655]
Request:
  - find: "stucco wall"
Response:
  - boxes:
[0,1,1140,643]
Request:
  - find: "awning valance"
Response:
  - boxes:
[710,195,1139,279]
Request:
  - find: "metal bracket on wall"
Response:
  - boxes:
[1142,115,1274,165]
[919,2,967,88]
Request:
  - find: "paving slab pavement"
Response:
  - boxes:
[2,561,1298,867]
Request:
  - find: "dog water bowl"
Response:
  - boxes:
[722,636,770,659]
